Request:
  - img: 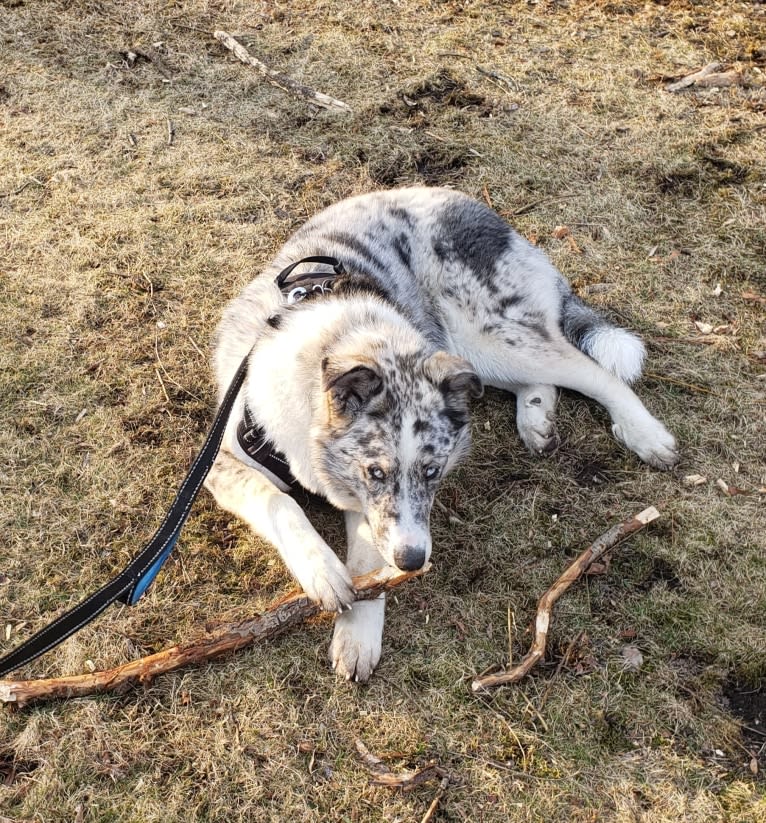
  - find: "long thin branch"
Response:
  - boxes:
[214,30,352,114]
[471,507,660,692]
[0,565,427,707]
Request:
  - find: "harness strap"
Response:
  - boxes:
[0,353,249,677]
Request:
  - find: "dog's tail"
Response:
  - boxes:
[560,293,645,384]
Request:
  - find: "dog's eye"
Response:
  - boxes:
[424,465,440,480]
[368,465,386,482]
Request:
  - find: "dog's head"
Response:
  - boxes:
[313,343,482,571]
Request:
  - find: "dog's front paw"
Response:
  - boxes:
[329,597,385,682]
[612,415,679,470]
[296,550,356,613]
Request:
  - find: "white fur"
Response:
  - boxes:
[581,327,646,384]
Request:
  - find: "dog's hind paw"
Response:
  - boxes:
[519,422,560,456]
[516,387,560,456]
[612,416,679,470]
[329,597,385,683]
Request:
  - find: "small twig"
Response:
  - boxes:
[0,565,429,707]
[0,177,45,198]
[131,46,174,80]
[506,194,580,217]
[186,334,207,360]
[154,334,202,403]
[154,367,171,404]
[166,118,175,146]
[642,371,714,396]
[666,62,743,92]
[354,739,449,793]
[471,507,661,692]
[421,775,450,823]
[433,497,463,524]
[214,30,352,114]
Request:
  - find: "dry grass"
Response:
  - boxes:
[1,1,765,820]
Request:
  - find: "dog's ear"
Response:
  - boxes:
[321,356,383,416]
[424,352,483,404]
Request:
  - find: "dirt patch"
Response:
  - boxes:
[639,557,683,592]
[379,69,495,122]
[723,678,766,754]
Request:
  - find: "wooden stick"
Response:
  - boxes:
[666,62,722,92]
[0,565,428,708]
[354,739,448,792]
[214,30,352,114]
[471,507,660,692]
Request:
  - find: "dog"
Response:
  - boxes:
[204,187,678,682]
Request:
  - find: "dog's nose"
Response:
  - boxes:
[394,545,426,571]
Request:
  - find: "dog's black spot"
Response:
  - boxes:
[516,318,551,341]
[325,230,388,276]
[413,418,431,434]
[432,238,449,262]
[393,232,412,270]
[496,294,522,312]
[440,408,467,430]
[504,337,518,347]
[435,199,512,292]
[388,206,416,229]
[482,322,499,334]
[266,314,282,329]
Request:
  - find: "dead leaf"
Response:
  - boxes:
[742,290,766,305]
[694,320,714,335]
[712,283,723,297]
[751,757,759,775]
[552,225,571,240]
[683,474,708,487]
[621,646,643,672]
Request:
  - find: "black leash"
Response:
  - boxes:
[0,354,249,678]
[0,255,345,679]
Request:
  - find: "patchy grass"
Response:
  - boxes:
[1,1,765,820]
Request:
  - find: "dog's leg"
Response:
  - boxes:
[329,511,386,682]
[204,450,355,612]
[481,342,678,469]
[506,383,560,455]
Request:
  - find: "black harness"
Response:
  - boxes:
[235,255,344,488]
[0,255,344,678]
